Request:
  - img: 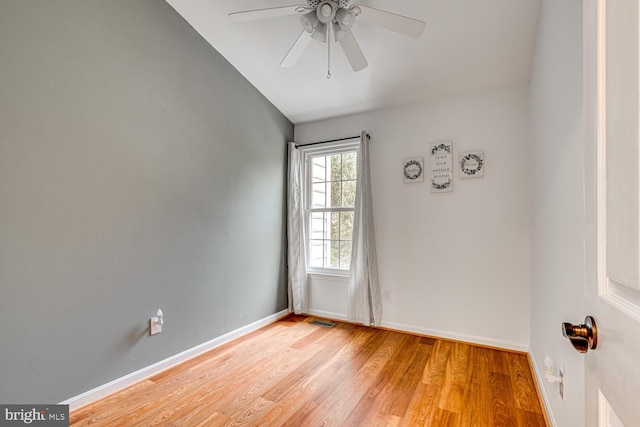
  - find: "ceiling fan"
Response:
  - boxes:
[229,1,425,78]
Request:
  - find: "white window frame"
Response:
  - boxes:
[300,139,360,277]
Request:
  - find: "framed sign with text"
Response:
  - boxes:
[430,141,453,193]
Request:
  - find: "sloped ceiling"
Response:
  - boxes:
[166,0,541,124]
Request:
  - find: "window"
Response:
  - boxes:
[303,142,359,273]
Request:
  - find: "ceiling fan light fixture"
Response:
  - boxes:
[228,1,425,74]
[332,22,348,41]
[335,8,355,30]
[300,11,319,33]
[311,23,327,42]
[316,1,337,24]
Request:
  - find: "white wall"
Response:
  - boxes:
[529,0,585,426]
[295,84,531,351]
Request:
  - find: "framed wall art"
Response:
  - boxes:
[402,157,424,183]
[459,150,484,179]
[430,140,453,193]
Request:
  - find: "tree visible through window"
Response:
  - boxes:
[308,150,358,271]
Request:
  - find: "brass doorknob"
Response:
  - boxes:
[562,316,597,353]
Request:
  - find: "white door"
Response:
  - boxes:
[584,0,640,425]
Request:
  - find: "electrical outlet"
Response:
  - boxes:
[150,316,162,335]
[150,309,163,336]
[149,309,164,335]
[383,289,392,302]
[559,370,564,400]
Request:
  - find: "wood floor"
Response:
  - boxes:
[70,315,547,426]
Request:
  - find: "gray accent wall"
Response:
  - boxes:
[0,0,292,403]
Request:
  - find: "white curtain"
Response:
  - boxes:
[287,142,308,314]
[348,131,382,326]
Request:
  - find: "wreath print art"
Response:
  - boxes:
[459,150,485,179]
[402,157,424,183]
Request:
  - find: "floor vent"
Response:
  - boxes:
[310,320,336,328]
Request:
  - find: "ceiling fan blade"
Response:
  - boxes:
[354,5,425,38]
[229,5,304,23]
[338,31,368,72]
[281,30,313,68]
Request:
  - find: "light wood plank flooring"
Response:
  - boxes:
[70,315,547,426]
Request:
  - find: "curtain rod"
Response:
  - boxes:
[295,133,370,148]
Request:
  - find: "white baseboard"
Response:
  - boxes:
[305,309,527,352]
[529,352,557,427]
[381,320,529,353]
[305,309,348,322]
[61,309,290,410]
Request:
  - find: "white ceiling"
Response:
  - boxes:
[165,0,541,124]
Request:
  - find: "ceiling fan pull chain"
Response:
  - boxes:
[327,24,332,79]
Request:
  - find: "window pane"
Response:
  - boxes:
[340,241,352,269]
[305,149,358,271]
[329,155,342,181]
[329,241,341,269]
[312,156,326,183]
[342,180,356,208]
[324,240,332,267]
[329,212,340,240]
[311,212,326,239]
[342,152,357,180]
[312,183,327,208]
[309,240,324,268]
[340,211,353,240]
[330,181,341,208]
